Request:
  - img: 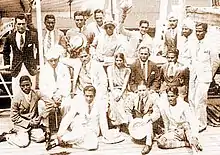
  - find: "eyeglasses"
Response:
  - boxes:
[105,26,114,30]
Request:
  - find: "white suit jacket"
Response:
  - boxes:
[39,62,71,98]
[57,96,108,137]
[189,38,212,83]
[61,58,108,97]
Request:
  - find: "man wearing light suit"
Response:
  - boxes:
[189,23,212,132]
[125,82,160,154]
[3,13,38,95]
[61,46,108,103]
[43,14,65,56]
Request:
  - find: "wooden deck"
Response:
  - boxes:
[1,109,220,155]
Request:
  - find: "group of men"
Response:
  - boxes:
[0,6,219,155]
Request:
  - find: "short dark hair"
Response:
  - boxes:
[74,11,84,19]
[15,13,27,23]
[94,9,103,18]
[166,86,178,96]
[83,85,96,95]
[167,48,179,57]
[44,14,55,22]
[196,22,208,32]
[19,75,31,84]
[139,46,150,54]
[139,20,149,27]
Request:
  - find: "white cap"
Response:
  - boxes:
[182,19,194,30]
[168,12,178,20]
[69,34,87,50]
[103,15,116,28]
[129,118,149,140]
[45,45,62,60]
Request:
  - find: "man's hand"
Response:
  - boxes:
[191,137,203,152]
[29,116,41,128]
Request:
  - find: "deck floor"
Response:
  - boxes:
[1,109,220,155]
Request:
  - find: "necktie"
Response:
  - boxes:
[53,68,57,82]
[168,64,174,77]
[88,104,92,114]
[47,31,52,51]
[143,62,146,80]
[140,98,145,114]
[196,41,200,58]
[20,35,24,51]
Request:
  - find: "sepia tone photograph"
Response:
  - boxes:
[0,0,220,154]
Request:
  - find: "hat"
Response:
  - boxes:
[45,45,62,60]
[129,118,148,140]
[103,16,116,28]
[102,129,125,144]
[69,34,87,50]
[168,12,178,20]
[182,19,194,30]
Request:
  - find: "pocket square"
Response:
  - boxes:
[151,71,155,75]
[28,44,33,47]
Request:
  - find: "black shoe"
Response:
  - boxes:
[199,127,207,133]
[46,140,57,151]
[141,145,152,154]
[0,132,7,142]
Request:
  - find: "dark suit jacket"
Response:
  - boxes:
[10,90,54,132]
[3,30,39,77]
[164,28,177,51]
[160,62,189,91]
[129,59,160,92]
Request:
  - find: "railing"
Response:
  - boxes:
[0,20,15,39]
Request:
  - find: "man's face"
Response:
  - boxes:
[16,19,27,34]
[169,19,178,29]
[139,23,149,35]
[20,80,32,94]
[95,12,104,27]
[167,91,177,106]
[182,26,192,38]
[104,24,115,36]
[137,84,148,99]
[79,50,90,65]
[139,48,150,62]
[84,90,95,104]
[75,15,85,29]
[48,58,59,69]
[45,18,55,31]
[196,25,206,40]
[115,57,123,68]
[167,53,177,64]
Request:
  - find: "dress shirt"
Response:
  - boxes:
[16,32,25,50]
[44,30,55,53]
[140,60,148,80]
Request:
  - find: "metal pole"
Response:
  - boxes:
[35,0,44,69]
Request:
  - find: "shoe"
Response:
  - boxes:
[0,133,6,142]
[199,127,207,133]
[141,145,152,154]
[46,140,57,151]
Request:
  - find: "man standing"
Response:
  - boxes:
[189,23,212,132]
[5,76,54,148]
[119,11,153,57]
[3,13,38,95]
[157,87,202,152]
[43,14,65,56]
[130,46,160,93]
[163,13,178,57]
[47,85,109,151]
[125,82,160,154]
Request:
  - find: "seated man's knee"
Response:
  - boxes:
[157,136,168,149]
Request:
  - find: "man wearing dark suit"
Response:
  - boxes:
[3,13,38,95]
[5,76,54,148]
[130,46,160,93]
[160,49,189,101]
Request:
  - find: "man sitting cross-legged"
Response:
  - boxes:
[4,76,55,148]
[125,81,161,154]
[157,86,202,152]
[47,85,122,151]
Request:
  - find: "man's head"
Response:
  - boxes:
[166,49,179,64]
[139,20,149,35]
[166,86,178,106]
[15,14,27,34]
[195,22,208,41]
[83,85,96,104]
[168,13,178,29]
[19,76,32,94]
[74,11,85,29]
[182,19,194,38]
[79,48,91,65]
[44,14,56,31]
[94,9,104,27]
[137,81,148,99]
[104,21,115,36]
[45,47,61,69]
[138,46,150,62]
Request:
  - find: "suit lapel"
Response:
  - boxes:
[29,90,38,112]
[20,93,30,111]
[11,32,20,51]
[136,60,144,79]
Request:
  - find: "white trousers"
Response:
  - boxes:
[12,64,36,95]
